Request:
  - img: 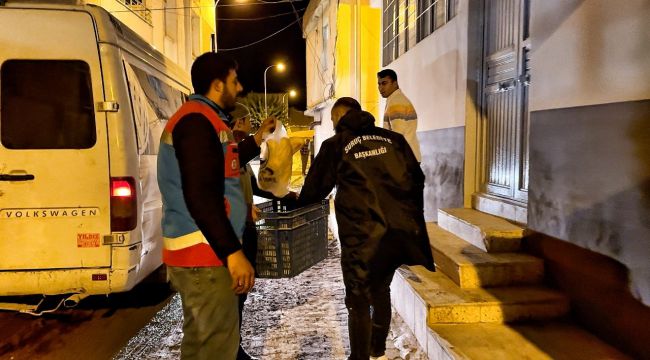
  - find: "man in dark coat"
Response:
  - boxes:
[298,97,434,360]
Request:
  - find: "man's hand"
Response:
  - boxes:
[226,249,255,294]
[254,117,277,145]
[251,205,262,222]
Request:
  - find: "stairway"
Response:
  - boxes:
[391,208,631,359]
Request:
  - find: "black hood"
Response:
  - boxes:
[335,110,376,133]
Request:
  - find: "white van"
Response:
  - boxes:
[0,0,191,313]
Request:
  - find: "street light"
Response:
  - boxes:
[281,89,297,103]
[281,89,298,120]
[264,62,285,117]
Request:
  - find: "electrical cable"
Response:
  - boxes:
[218,9,305,20]
[109,1,304,13]
[218,17,301,51]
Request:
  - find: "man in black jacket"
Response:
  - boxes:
[298,97,434,360]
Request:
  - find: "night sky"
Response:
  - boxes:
[217,0,308,110]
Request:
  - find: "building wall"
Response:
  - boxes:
[527,1,650,357]
[528,0,650,305]
[530,0,649,112]
[358,5,381,119]
[91,0,216,73]
[304,0,337,111]
[93,0,154,40]
[304,0,338,152]
[383,0,476,220]
[304,0,381,153]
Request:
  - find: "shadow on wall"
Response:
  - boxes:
[528,100,650,359]
[419,127,464,222]
[528,100,650,305]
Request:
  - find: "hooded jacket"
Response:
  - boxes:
[299,110,434,277]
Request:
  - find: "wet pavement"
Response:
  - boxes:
[0,281,173,360]
[114,236,427,360]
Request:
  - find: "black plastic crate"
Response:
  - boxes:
[255,199,330,278]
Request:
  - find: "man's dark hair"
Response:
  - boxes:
[332,97,362,112]
[191,52,238,95]
[377,69,397,82]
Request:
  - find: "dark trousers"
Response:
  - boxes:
[342,259,398,360]
[238,223,257,358]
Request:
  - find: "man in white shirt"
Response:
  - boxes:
[378,69,422,162]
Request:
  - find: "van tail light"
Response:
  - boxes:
[110,177,137,231]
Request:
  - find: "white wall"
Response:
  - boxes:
[98,0,199,73]
[531,0,650,111]
[304,0,337,110]
[528,0,650,306]
[383,0,471,132]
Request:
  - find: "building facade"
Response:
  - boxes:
[393,0,650,357]
[305,0,650,357]
[89,0,216,72]
[303,0,381,151]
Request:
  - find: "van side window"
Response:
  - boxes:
[124,63,184,155]
[1,60,96,149]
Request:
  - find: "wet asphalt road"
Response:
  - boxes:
[0,281,174,360]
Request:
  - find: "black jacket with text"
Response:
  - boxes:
[298,110,434,283]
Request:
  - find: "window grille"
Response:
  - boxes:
[119,0,152,25]
[383,0,457,65]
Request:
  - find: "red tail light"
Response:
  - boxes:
[112,180,133,197]
[110,177,137,231]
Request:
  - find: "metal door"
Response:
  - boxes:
[480,0,530,202]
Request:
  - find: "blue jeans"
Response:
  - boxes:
[168,266,239,360]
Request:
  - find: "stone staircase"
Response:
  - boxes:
[391,208,631,359]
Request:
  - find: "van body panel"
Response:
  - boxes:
[98,42,166,284]
[0,3,190,298]
[0,268,111,296]
[0,9,111,270]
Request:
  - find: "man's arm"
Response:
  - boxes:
[389,118,416,136]
[298,139,338,206]
[237,135,260,165]
[173,114,242,259]
[237,117,277,165]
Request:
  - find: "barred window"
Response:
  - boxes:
[383,0,457,66]
[120,0,152,24]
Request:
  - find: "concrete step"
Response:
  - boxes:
[392,266,569,327]
[437,208,527,253]
[391,267,628,360]
[427,223,544,288]
[425,322,632,360]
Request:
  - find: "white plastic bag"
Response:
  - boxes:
[258,123,293,197]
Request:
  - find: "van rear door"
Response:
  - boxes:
[0,9,111,270]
